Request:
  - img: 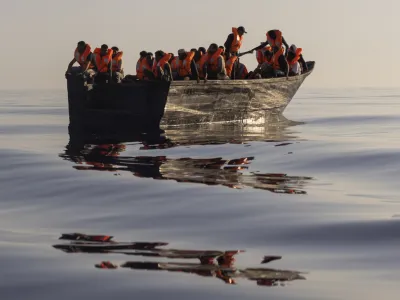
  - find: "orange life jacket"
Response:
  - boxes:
[111,51,123,72]
[225,56,238,77]
[74,44,93,69]
[198,53,209,78]
[170,57,179,72]
[287,48,302,66]
[272,47,285,70]
[153,53,172,78]
[236,63,248,79]
[230,27,243,53]
[207,48,224,72]
[266,30,283,48]
[136,57,151,80]
[256,46,272,65]
[94,48,113,73]
[177,51,195,77]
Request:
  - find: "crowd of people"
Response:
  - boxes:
[65,27,308,84]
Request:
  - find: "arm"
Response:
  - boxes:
[299,55,308,71]
[282,37,289,56]
[253,41,269,51]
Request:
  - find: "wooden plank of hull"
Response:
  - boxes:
[162,62,315,125]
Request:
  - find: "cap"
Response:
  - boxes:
[238,26,247,33]
[178,49,186,54]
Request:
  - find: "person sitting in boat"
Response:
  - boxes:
[168,53,178,80]
[146,50,172,82]
[111,46,124,83]
[234,59,249,79]
[93,44,113,83]
[224,26,247,59]
[254,30,290,56]
[65,41,95,80]
[286,44,308,75]
[203,44,229,82]
[271,45,288,77]
[175,49,199,82]
[256,43,272,68]
[136,51,150,80]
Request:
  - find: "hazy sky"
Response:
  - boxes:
[0,0,399,89]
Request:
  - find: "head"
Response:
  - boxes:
[100,44,108,56]
[198,47,206,55]
[207,43,218,55]
[194,50,202,61]
[111,46,119,57]
[140,51,147,58]
[177,49,187,60]
[237,26,247,37]
[155,50,165,62]
[218,46,225,56]
[77,41,86,53]
[146,52,154,61]
[190,48,197,53]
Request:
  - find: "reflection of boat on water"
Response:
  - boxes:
[60,119,312,194]
[52,233,306,287]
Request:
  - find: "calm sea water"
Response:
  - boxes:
[1,88,400,299]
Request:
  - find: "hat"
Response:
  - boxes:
[178,49,186,54]
[238,26,247,33]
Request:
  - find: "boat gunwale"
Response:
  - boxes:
[170,61,315,87]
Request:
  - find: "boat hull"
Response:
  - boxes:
[162,61,315,125]
[66,68,170,135]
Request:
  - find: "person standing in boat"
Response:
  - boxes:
[111,46,124,83]
[93,44,113,83]
[224,26,247,60]
[286,44,308,75]
[147,51,173,82]
[65,41,95,80]
[202,43,229,82]
[175,49,199,82]
[254,30,290,56]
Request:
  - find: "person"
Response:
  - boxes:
[150,50,173,81]
[218,46,226,59]
[65,41,95,80]
[234,59,249,79]
[136,51,150,80]
[254,30,290,56]
[93,44,113,83]
[224,26,246,58]
[271,45,288,77]
[170,53,179,80]
[111,46,124,83]
[256,43,272,67]
[202,43,228,81]
[175,49,199,81]
[286,44,308,75]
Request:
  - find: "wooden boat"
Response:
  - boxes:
[163,61,315,125]
[66,62,315,131]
